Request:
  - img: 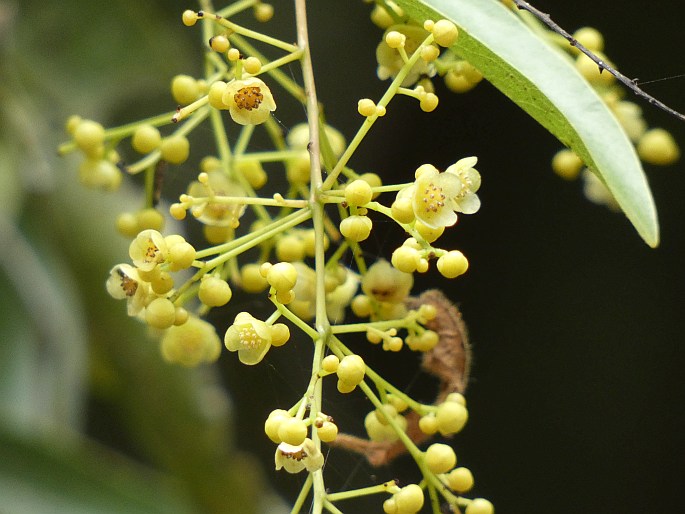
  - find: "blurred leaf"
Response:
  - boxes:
[0,427,196,514]
[397,0,659,246]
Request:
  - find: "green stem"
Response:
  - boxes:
[321,34,435,190]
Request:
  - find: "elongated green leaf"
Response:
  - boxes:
[396,0,659,247]
[0,427,196,514]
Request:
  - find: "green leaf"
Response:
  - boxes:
[0,427,197,514]
[396,0,659,247]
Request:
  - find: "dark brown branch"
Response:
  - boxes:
[512,0,685,122]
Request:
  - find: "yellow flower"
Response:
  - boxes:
[222,77,276,125]
[445,156,482,215]
[105,263,151,316]
[398,165,461,229]
[160,316,221,367]
[224,312,272,365]
[128,229,168,272]
[274,438,324,474]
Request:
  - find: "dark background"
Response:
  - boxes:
[4,1,684,513]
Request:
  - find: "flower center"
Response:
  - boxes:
[239,325,261,348]
[144,238,161,263]
[117,269,138,296]
[234,86,264,111]
[281,448,307,461]
[422,182,446,213]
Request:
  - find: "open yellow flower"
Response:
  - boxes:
[224,312,272,365]
[106,263,151,316]
[222,77,276,125]
[445,156,482,215]
[397,165,461,229]
[274,438,324,474]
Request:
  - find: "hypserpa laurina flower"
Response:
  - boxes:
[106,263,151,316]
[129,229,168,271]
[445,156,482,215]
[275,438,324,474]
[398,164,461,229]
[222,77,276,125]
[224,312,272,365]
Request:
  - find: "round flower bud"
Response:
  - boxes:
[359,172,383,198]
[240,263,269,293]
[265,409,290,443]
[336,379,357,394]
[173,307,189,326]
[351,294,373,318]
[391,197,416,224]
[65,114,82,135]
[421,44,440,62]
[198,275,232,307]
[572,26,604,52]
[209,35,230,53]
[358,98,377,117]
[425,443,457,474]
[160,315,221,365]
[236,159,267,189]
[552,149,584,180]
[151,271,174,295]
[444,70,477,93]
[145,298,176,329]
[171,74,200,105]
[270,323,290,347]
[383,498,399,514]
[385,30,406,49]
[415,220,444,243]
[277,417,308,446]
[419,92,439,112]
[418,414,438,435]
[437,251,469,279]
[267,262,298,292]
[227,48,241,61]
[340,215,372,242]
[275,234,306,262]
[73,120,105,156]
[436,400,468,435]
[637,128,680,165]
[364,411,403,442]
[168,241,196,271]
[345,179,374,206]
[253,2,274,22]
[208,81,229,109]
[448,467,474,493]
[336,354,366,385]
[391,245,419,273]
[374,404,398,426]
[243,56,262,74]
[445,392,466,405]
[321,355,340,373]
[276,289,295,305]
[160,135,190,164]
[394,484,424,513]
[131,124,162,154]
[116,212,139,237]
[432,19,459,47]
[136,208,165,231]
[182,10,198,26]
[316,420,338,442]
[465,498,494,514]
